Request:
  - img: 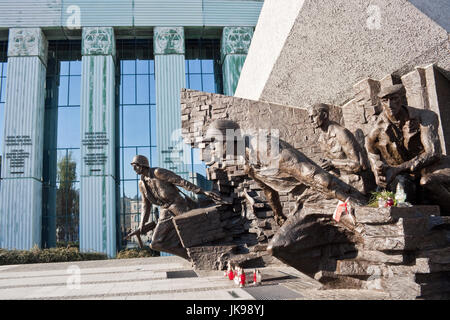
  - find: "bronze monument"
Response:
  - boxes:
[366,84,450,210]
[178,62,450,299]
[308,103,372,193]
[127,155,225,257]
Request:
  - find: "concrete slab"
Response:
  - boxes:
[0,256,390,300]
[0,256,191,272]
[0,271,167,289]
[0,264,182,280]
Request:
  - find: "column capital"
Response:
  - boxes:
[82,27,116,57]
[154,27,185,55]
[221,27,254,60]
[8,28,48,65]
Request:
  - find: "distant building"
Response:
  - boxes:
[0,0,263,257]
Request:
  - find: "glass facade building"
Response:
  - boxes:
[117,39,222,249]
[42,41,82,248]
[117,39,158,248]
[0,0,262,256]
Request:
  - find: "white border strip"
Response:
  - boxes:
[235,0,306,101]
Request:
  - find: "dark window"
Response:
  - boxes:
[42,41,82,248]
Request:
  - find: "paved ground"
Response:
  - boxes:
[0,256,389,300]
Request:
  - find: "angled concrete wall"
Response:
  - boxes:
[235,0,305,101]
[236,0,450,108]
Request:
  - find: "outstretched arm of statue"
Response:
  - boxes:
[154,167,227,204]
[328,158,362,173]
[154,167,203,193]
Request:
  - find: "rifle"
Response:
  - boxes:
[124,221,157,248]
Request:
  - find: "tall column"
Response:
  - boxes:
[0,28,48,250]
[154,27,190,179]
[221,27,254,96]
[79,27,116,257]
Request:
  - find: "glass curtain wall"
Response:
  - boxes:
[117,39,157,249]
[117,38,222,250]
[0,42,7,180]
[42,41,82,248]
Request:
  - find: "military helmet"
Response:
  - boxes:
[209,119,240,131]
[205,119,240,140]
[130,155,150,168]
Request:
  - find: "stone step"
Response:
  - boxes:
[354,206,440,224]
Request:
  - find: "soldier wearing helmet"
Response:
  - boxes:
[129,155,224,255]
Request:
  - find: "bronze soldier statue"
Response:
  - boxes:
[203,120,367,226]
[127,155,224,255]
[308,103,371,193]
[366,84,450,211]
